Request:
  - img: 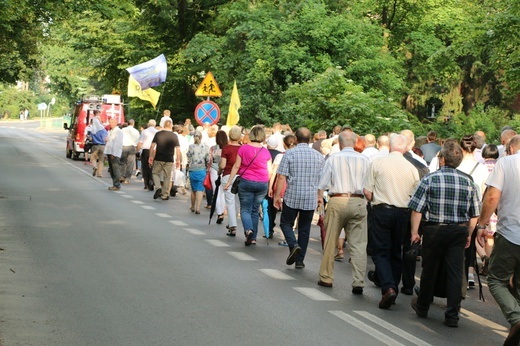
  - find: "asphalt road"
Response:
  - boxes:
[0,121,511,345]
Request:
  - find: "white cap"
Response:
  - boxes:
[266,136,278,148]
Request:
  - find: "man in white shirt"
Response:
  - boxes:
[120,119,140,184]
[137,120,159,190]
[159,109,172,128]
[361,134,379,159]
[105,118,124,191]
[477,135,520,345]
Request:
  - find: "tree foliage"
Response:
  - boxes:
[1,0,519,139]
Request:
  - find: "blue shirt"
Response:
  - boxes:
[91,129,107,145]
[277,143,324,210]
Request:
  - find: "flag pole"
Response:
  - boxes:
[154,84,166,121]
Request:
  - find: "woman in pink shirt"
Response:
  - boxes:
[225,126,272,245]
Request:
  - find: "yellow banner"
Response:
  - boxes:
[127,75,160,109]
[226,80,240,126]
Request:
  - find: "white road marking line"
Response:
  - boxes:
[293,287,337,301]
[121,195,133,198]
[141,205,155,210]
[170,220,188,226]
[155,213,171,218]
[205,239,230,247]
[131,200,144,204]
[259,269,295,280]
[227,252,257,261]
[354,311,432,346]
[184,228,205,235]
[459,308,508,338]
[329,311,404,346]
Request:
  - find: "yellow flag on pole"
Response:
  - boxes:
[226,80,241,127]
[127,75,160,109]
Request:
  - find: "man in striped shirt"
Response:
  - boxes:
[317,131,369,294]
[409,141,480,328]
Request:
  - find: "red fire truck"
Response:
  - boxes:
[63,94,125,160]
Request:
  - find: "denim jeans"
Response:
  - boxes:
[238,178,268,239]
[280,202,314,263]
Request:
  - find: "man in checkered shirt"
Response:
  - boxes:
[274,127,324,269]
[409,141,480,328]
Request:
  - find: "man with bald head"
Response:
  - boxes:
[274,127,324,269]
[401,129,427,166]
[364,134,420,309]
[361,134,378,159]
[499,128,518,158]
[369,135,390,162]
[317,131,370,293]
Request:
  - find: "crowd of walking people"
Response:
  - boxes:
[84,110,520,345]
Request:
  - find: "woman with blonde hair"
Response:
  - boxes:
[224,126,272,245]
[220,126,242,235]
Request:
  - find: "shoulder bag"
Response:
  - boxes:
[231,147,263,194]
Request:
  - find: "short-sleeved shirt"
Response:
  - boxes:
[187,143,209,172]
[318,147,368,194]
[277,143,324,210]
[138,127,159,150]
[364,152,419,208]
[237,144,271,182]
[485,154,520,245]
[221,144,241,176]
[408,166,481,223]
[152,130,179,163]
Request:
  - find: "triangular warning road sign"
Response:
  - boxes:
[195,72,222,97]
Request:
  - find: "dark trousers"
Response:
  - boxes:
[279,202,314,263]
[371,206,409,293]
[267,196,278,234]
[417,223,467,322]
[140,149,153,189]
[402,221,417,290]
[107,154,121,187]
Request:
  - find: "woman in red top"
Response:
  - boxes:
[219,126,242,236]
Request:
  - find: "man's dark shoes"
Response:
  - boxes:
[92,168,97,176]
[153,188,162,200]
[352,287,363,295]
[401,287,413,296]
[108,186,120,191]
[444,319,458,328]
[504,322,520,346]
[318,280,332,288]
[295,261,305,269]
[411,297,428,318]
[368,270,382,287]
[379,288,397,309]
[286,245,301,265]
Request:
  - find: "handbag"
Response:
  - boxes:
[230,176,241,194]
[203,171,212,190]
[230,147,264,194]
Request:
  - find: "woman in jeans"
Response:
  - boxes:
[224,126,272,245]
[220,126,242,235]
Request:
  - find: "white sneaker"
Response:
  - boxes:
[468,273,475,288]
